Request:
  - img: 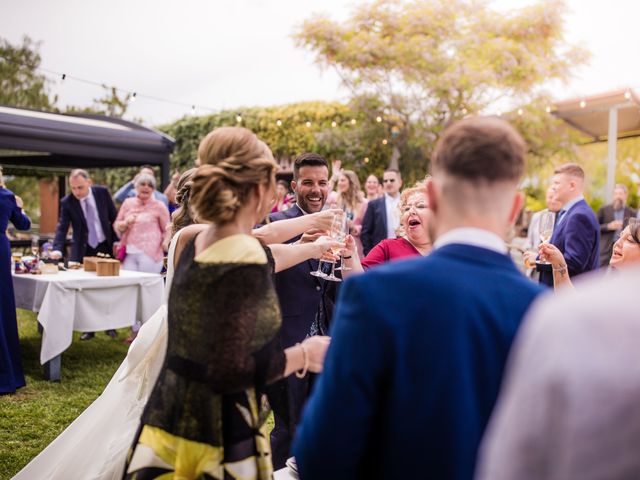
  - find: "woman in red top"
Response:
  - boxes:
[341,183,432,275]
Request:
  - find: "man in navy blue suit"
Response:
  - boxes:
[539,163,599,287]
[268,152,338,469]
[52,169,118,339]
[293,117,544,480]
[360,168,403,255]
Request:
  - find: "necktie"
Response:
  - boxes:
[555,209,565,227]
[84,198,99,248]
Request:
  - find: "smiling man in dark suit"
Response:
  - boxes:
[52,169,118,339]
[360,168,403,255]
[539,163,600,287]
[294,117,544,480]
[268,152,337,469]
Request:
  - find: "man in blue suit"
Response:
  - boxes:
[360,168,403,255]
[268,152,339,469]
[293,117,544,480]
[52,169,118,340]
[539,163,599,287]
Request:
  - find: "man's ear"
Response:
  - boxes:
[508,191,525,225]
[291,180,297,192]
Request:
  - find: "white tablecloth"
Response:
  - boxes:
[13,269,164,364]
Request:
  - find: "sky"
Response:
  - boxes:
[2,0,639,126]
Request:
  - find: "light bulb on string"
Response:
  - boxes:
[129,92,137,103]
[376,116,382,123]
[382,139,388,145]
[350,118,357,125]
[236,113,242,123]
[276,119,282,127]
[625,90,632,100]
[545,106,552,113]
[364,157,370,164]
[191,105,196,115]
[331,121,337,128]
[517,108,523,116]
[579,100,586,108]
[305,121,312,128]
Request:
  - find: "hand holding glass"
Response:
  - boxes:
[537,211,555,265]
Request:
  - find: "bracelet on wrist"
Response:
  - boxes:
[295,342,309,378]
[552,264,567,273]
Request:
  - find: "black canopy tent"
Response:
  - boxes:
[0,105,175,192]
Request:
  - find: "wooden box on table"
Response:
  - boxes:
[83,256,100,272]
[96,259,121,276]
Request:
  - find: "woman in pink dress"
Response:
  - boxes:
[341,183,431,275]
[114,173,170,274]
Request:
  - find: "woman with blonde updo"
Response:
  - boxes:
[124,127,331,480]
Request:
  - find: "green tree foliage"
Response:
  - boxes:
[0,35,54,110]
[293,0,588,179]
[159,101,395,182]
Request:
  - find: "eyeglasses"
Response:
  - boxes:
[383,179,396,183]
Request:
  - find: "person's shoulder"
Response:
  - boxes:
[270,205,301,221]
[92,185,110,194]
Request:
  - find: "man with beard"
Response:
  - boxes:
[268,152,336,469]
[597,184,636,267]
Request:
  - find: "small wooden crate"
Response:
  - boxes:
[83,256,100,272]
[96,259,120,276]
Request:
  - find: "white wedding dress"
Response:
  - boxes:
[13,230,182,480]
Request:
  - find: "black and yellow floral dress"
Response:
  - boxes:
[123,234,286,480]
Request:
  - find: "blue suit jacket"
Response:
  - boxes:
[293,244,544,480]
[53,186,117,262]
[539,199,599,287]
[360,196,388,256]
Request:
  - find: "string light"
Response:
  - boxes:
[191,105,196,114]
[545,106,552,113]
[236,113,242,123]
[579,100,586,108]
[625,90,632,100]
[364,157,370,163]
[276,119,282,127]
[129,92,137,103]
[305,121,311,128]
[331,121,337,127]
[350,118,357,125]
[461,108,468,115]
[517,108,524,116]
[376,116,382,123]
[382,139,388,145]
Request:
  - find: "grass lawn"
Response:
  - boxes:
[0,309,129,479]
[1,309,276,479]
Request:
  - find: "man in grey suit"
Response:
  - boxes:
[597,183,636,267]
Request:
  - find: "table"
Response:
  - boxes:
[13,269,164,381]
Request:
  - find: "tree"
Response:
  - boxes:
[0,35,55,110]
[294,0,588,176]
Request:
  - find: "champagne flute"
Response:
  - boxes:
[335,213,352,271]
[324,215,346,282]
[537,211,555,265]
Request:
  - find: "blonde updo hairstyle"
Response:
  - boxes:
[190,127,277,225]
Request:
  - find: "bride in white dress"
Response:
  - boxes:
[13,168,341,480]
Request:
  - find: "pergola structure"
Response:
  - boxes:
[552,88,640,202]
[0,105,175,232]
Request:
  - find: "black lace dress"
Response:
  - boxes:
[123,234,286,480]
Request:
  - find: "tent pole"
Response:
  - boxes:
[606,106,618,204]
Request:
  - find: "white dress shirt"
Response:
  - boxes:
[80,190,106,246]
[384,193,401,239]
[433,227,508,254]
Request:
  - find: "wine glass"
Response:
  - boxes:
[324,215,347,282]
[537,211,555,264]
[334,213,352,272]
[31,235,40,259]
